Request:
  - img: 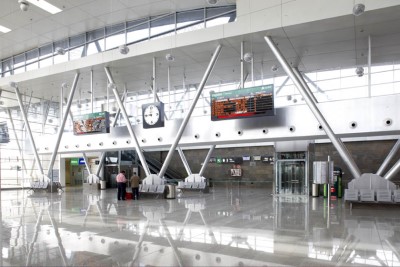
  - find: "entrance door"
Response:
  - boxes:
[275,150,309,195]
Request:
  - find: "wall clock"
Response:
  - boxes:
[142,102,165,129]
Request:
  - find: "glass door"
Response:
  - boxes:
[275,152,308,195]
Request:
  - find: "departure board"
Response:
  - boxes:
[211,85,274,121]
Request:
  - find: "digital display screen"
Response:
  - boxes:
[211,85,274,121]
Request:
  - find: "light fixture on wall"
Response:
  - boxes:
[9,81,18,88]
[207,0,218,5]
[165,53,175,61]
[119,44,129,55]
[55,47,65,55]
[243,52,253,63]
[352,3,365,16]
[18,0,29,11]
[271,65,279,72]
[355,66,364,77]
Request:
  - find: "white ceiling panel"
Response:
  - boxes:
[3,27,38,43]
[50,7,92,26]
[79,0,127,17]
[95,8,139,25]
[68,18,106,34]
[1,9,44,29]
[23,18,64,35]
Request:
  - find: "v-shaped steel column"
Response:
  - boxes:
[265,36,361,179]
[13,84,45,179]
[95,92,126,177]
[158,45,222,179]
[377,139,400,177]
[199,145,216,177]
[7,109,28,175]
[105,67,152,176]
[47,73,80,178]
[177,147,192,176]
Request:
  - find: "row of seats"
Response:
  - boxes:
[29,181,49,192]
[139,184,165,194]
[177,182,206,190]
[345,189,400,203]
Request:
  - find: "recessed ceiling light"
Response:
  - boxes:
[26,0,62,14]
[0,25,11,33]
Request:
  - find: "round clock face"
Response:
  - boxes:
[144,104,160,125]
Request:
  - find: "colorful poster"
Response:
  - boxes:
[73,112,110,135]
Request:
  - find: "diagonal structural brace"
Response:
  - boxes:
[265,36,361,179]
[13,84,45,179]
[105,67,152,176]
[158,45,222,179]
[47,73,80,178]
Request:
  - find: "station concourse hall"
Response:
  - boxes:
[1,0,400,266]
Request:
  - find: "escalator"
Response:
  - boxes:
[121,151,185,181]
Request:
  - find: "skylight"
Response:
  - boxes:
[26,0,62,14]
[0,25,11,33]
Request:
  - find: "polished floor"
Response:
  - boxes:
[1,184,400,267]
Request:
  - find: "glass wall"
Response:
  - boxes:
[0,5,236,78]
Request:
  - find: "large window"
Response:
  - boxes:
[0,5,236,77]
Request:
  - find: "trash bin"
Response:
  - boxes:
[100,180,106,190]
[166,184,176,199]
[312,183,319,197]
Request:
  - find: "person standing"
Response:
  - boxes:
[116,170,127,200]
[130,172,140,200]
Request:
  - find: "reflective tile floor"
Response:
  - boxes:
[1,184,400,267]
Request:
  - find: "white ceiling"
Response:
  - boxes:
[0,0,235,59]
[1,1,400,109]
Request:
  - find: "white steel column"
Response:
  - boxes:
[368,35,371,97]
[82,153,92,176]
[168,65,171,118]
[177,147,192,176]
[384,159,400,180]
[90,70,94,113]
[59,84,64,127]
[265,36,362,179]
[95,92,126,177]
[303,74,325,94]
[13,84,45,179]
[376,139,400,176]
[105,67,152,177]
[158,45,222,179]
[199,145,216,177]
[240,41,244,88]
[7,109,27,174]
[153,57,157,102]
[293,68,318,103]
[47,73,80,178]
[275,77,290,95]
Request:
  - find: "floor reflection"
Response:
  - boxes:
[0,184,400,266]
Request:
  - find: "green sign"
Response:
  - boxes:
[210,84,273,101]
[71,158,79,165]
[74,111,108,120]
